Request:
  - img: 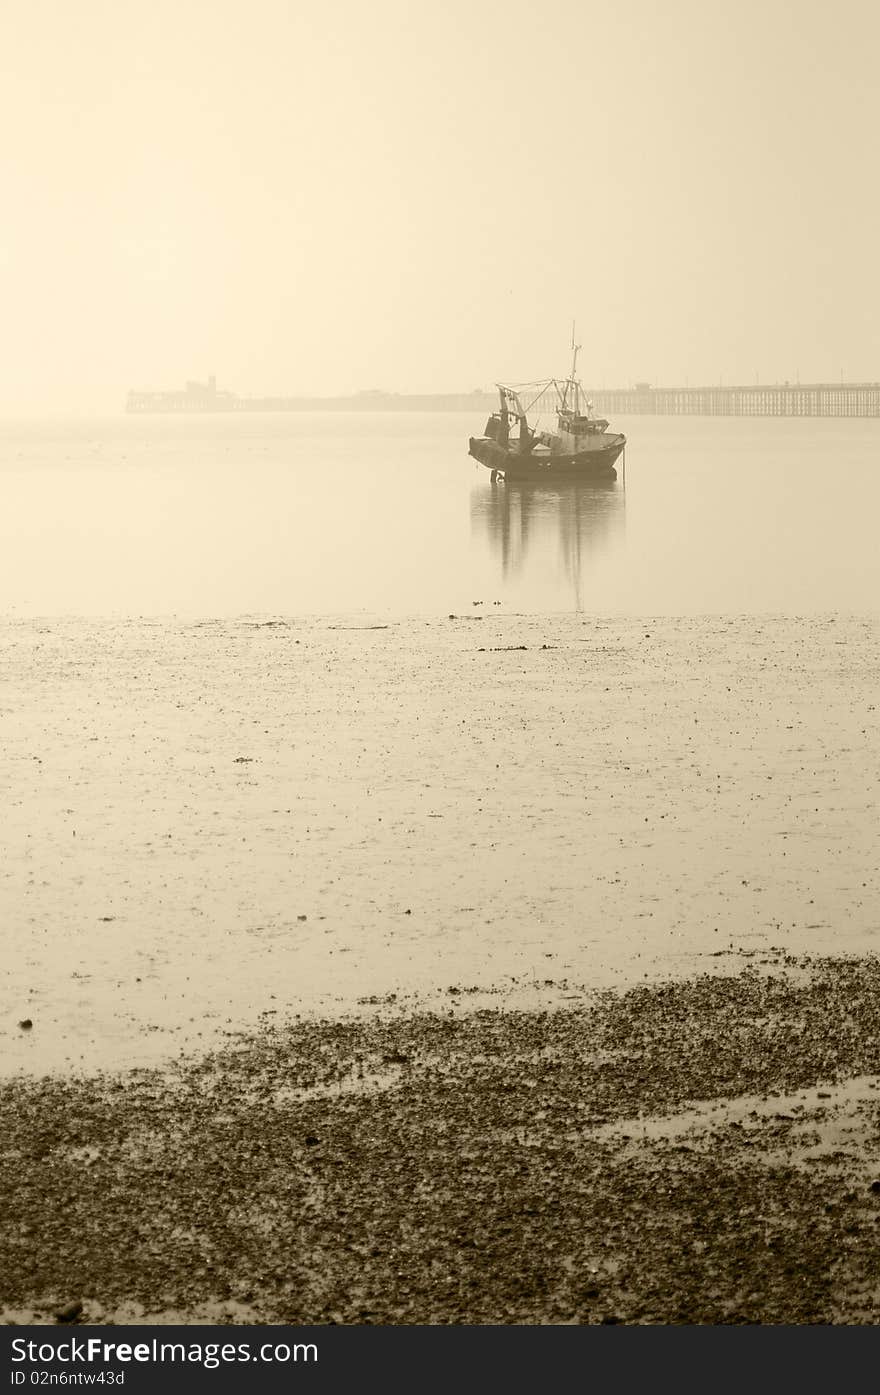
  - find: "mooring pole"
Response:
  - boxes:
[622,445,626,487]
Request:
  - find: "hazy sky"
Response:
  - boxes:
[2,0,878,410]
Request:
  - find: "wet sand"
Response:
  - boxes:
[3,612,879,1074]
[4,954,880,1325]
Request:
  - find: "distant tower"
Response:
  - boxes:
[208,374,216,393]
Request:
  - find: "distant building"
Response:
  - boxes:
[127,375,238,413]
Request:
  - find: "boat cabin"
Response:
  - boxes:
[557,408,609,451]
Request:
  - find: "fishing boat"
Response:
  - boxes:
[468,333,626,481]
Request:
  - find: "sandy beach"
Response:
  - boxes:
[3,611,879,1324]
[3,612,878,1075]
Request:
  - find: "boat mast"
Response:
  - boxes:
[570,320,580,416]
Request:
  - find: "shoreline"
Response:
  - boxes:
[4,953,880,1325]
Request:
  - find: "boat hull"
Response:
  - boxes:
[468,433,625,480]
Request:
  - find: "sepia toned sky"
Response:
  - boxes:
[1,0,878,411]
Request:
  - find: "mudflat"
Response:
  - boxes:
[4,954,880,1325]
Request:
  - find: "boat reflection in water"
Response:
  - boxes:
[470,477,625,608]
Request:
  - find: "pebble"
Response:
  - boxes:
[54,1300,83,1323]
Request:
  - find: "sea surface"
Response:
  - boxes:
[2,411,879,616]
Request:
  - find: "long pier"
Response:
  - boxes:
[584,382,880,418]
[126,378,880,418]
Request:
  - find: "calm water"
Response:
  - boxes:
[1,411,879,616]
